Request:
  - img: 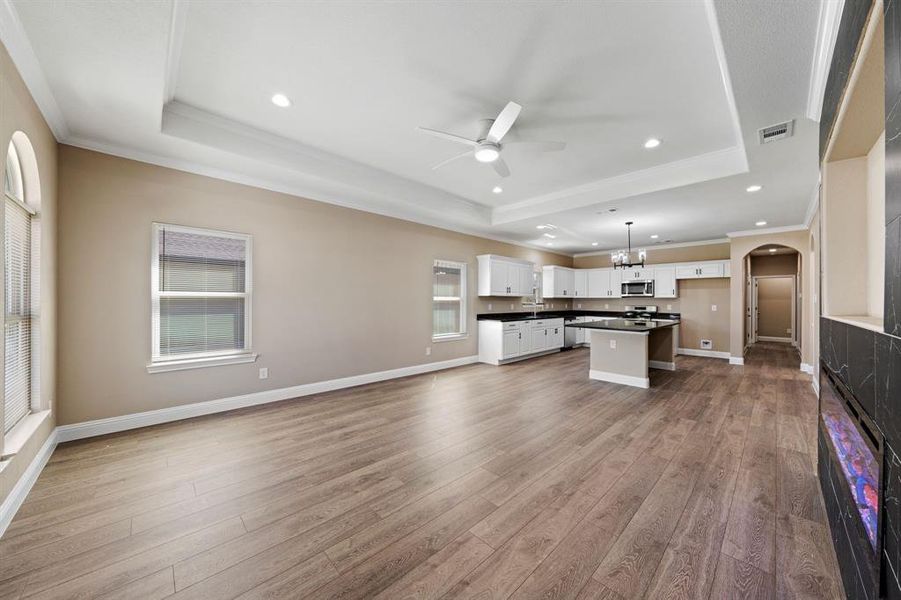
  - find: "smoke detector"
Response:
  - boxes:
[758,120,794,144]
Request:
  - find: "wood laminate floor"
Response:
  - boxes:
[0,342,843,599]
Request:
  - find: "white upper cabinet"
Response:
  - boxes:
[542,266,576,298]
[586,268,621,298]
[621,267,654,281]
[675,260,728,280]
[574,270,588,297]
[654,266,677,298]
[477,255,536,297]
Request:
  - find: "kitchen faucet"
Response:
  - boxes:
[521,285,544,318]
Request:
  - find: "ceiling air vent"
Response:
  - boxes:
[758,120,794,144]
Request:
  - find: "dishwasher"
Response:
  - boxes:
[563,316,581,348]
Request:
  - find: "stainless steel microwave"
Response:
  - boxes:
[621,280,654,297]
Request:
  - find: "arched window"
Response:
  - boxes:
[3,135,38,434]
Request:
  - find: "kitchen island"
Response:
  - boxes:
[565,318,679,388]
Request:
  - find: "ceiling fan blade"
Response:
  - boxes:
[491,157,511,178]
[486,101,522,143]
[506,140,566,152]
[418,127,478,147]
[431,149,472,170]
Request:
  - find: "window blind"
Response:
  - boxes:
[4,197,31,432]
[154,225,250,361]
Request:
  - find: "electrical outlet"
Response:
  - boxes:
[666,304,672,311]
[604,303,609,309]
[425,346,431,356]
[609,339,617,349]
[786,328,792,334]
[488,303,492,311]
[259,367,269,380]
[711,304,717,312]
[700,339,712,350]
[510,303,514,310]
[577,303,582,308]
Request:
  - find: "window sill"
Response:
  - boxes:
[432,334,468,343]
[147,352,258,374]
[2,409,51,462]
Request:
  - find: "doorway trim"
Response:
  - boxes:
[751,275,797,344]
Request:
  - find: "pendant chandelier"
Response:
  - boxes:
[611,221,646,269]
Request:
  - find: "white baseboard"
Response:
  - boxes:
[648,360,676,371]
[58,355,479,443]
[2,354,481,537]
[757,336,792,343]
[589,369,649,389]
[677,348,730,360]
[800,363,814,374]
[729,356,745,365]
[0,428,57,537]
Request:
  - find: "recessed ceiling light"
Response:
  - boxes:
[543,233,556,239]
[769,248,777,253]
[536,224,557,230]
[271,93,291,108]
[591,242,599,246]
[746,185,762,193]
[492,186,503,194]
[644,138,661,149]
[650,234,659,239]
[546,242,553,246]
[756,220,767,226]
[474,146,500,163]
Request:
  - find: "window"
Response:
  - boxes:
[149,223,255,372]
[4,140,35,433]
[432,260,466,340]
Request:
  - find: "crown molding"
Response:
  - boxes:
[806,0,844,122]
[162,0,187,105]
[0,0,69,140]
[62,135,574,258]
[726,224,808,238]
[572,237,730,258]
[803,182,819,228]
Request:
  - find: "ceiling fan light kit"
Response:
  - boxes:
[419,100,565,178]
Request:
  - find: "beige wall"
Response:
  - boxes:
[867,131,885,317]
[757,277,794,338]
[0,44,58,509]
[730,230,811,363]
[751,253,798,276]
[56,146,571,425]
[822,156,870,316]
[573,242,729,269]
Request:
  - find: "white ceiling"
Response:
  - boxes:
[6,0,828,255]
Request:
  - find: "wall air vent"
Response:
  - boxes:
[758,120,794,144]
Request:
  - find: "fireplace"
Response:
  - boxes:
[819,363,884,595]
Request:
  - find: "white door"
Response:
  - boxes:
[654,267,677,298]
[587,269,607,298]
[574,270,588,297]
[502,329,521,358]
[491,259,510,294]
[519,266,535,297]
[531,326,547,351]
[609,270,622,298]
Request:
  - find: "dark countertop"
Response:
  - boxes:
[477,309,681,322]
[565,318,680,333]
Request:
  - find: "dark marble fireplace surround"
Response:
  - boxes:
[817,0,901,598]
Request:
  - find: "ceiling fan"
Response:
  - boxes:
[418,101,566,178]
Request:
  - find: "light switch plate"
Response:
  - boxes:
[259,367,269,379]
[425,347,431,356]
[711,304,717,312]
[609,339,616,349]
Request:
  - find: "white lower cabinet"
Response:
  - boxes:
[478,318,564,365]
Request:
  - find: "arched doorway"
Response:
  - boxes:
[743,243,802,362]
